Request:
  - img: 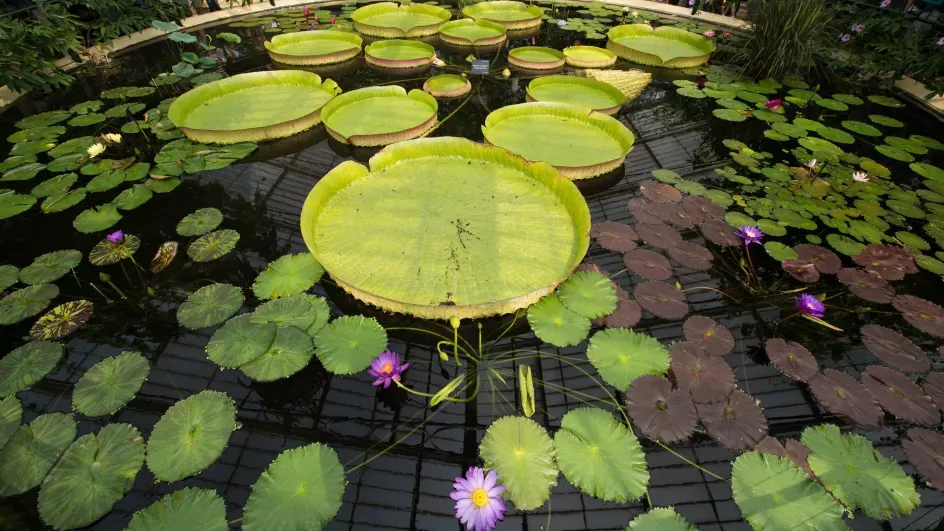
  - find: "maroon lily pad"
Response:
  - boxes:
[625,374,698,443]
[654,203,698,229]
[923,372,944,410]
[756,437,814,477]
[682,316,734,356]
[639,180,683,203]
[892,295,944,339]
[861,365,940,426]
[635,281,689,319]
[765,338,819,382]
[860,324,931,373]
[623,248,673,281]
[670,342,735,403]
[701,219,742,247]
[598,298,642,328]
[668,241,713,271]
[697,390,768,451]
[853,243,918,281]
[793,244,841,274]
[628,197,663,225]
[903,428,944,492]
[781,259,820,283]
[836,268,894,304]
[682,195,725,223]
[807,368,883,428]
[590,221,639,253]
[635,221,682,250]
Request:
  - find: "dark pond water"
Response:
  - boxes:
[2,1,944,530]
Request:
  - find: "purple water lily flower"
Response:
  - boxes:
[368,350,410,388]
[736,226,764,246]
[796,293,826,319]
[938,36,944,46]
[840,33,851,42]
[880,0,891,7]
[106,230,124,244]
[852,23,865,32]
[764,98,782,110]
[450,467,506,531]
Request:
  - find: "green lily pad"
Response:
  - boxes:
[49,136,95,158]
[753,109,787,123]
[176,207,223,236]
[732,451,847,530]
[818,127,854,144]
[70,100,104,114]
[713,108,747,122]
[251,254,325,300]
[72,351,150,417]
[842,120,881,137]
[127,488,227,531]
[146,177,181,193]
[651,169,681,184]
[11,140,57,156]
[0,155,37,173]
[15,111,72,129]
[242,443,345,531]
[676,87,706,99]
[176,283,244,330]
[527,294,591,348]
[725,211,755,227]
[772,122,807,138]
[764,241,798,261]
[0,192,37,219]
[67,113,107,127]
[556,271,617,319]
[827,233,866,256]
[896,231,929,250]
[31,173,77,198]
[101,86,155,99]
[860,158,891,178]
[737,91,767,104]
[251,296,325,332]
[206,314,277,368]
[848,219,885,243]
[868,114,903,128]
[585,328,669,390]
[105,102,146,119]
[0,284,59,325]
[675,181,707,196]
[802,424,918,519]
[479,416,558,511]
[832,94,863,105]
[627,507,697,530]
[187,229,240,262]
[886,136,927,155]
[886,199,925,219]
[911,162,944,182]
[113,184,153,211]
[794,117,826,132]
[86,170,126,193]
[1,162,45,182]
[911,134,944,151]
[314,315,387,375]
[756,219,786,237]
[815,98,848,111]
[717,99,749,111]
[554,407,648,502]
[240,325,315,382]
[0,413,76,496]
[73,204,122,233]
[916,254,944,274]
[798,137,843,156]
[38,423,145,530]
[19,249,81,285]
[7,126,65,143]
[0,340,62,397]
[47,153,88,172]
[146,390,237,482]
[0,396,22,452]
[29,299,93,341]
[867,95,903,108]
[0,265,18,291]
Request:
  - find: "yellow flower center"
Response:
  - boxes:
[381,363,393,373]
[471,488,489,508]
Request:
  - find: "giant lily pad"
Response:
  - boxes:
[29,299,93,340]
[526,76,623,115]
[265,30,362,65]
[146,390,237,482]
[38,423,145,530]
[606,25,714,68]
[18,249,81,285]
[423,74,472,99]
[351,1,451,37]
[439,19,507,47]
[732,451,848,531]
[0,341,62,397]
[0,284,59,325]
[176,283,244,329]
[554,407,648,502]
[625,374,697,443]
[507,46,565,70]
[479,416,557,510]
[364,39,435,69]
[251,253,324,300]
[802,424,919,519]
[861,365,939,425]
[127,488,227,531]
[187,229,240,262]
[461,1,543,29]
[300,137,589,319]
[169,71,342,144]
[314,315,386,375]
[73,351,150,417]
[321,86,437,146]
[586,328,669,389]
[0,413,76,496]
[562,45,617,68]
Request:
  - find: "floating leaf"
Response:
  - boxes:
[73,204,122,233]
[251,254,325,300]
[808,369,882,428]
[802,424,919,520]
[30,173,77,198]
[0,341,62,397]
[586,328,669,389]
[206,314,276,368]
[0,284,59,325]
[869,114,903,127]
[0,396,22,452]
[73,351,149,417]
[861,324,930,373]
[187,229,240,262]
[876,144,914,162]
[0,265,18,291]
[732,451,847,531]
[861,365,939,425]
[0,193,37,219]
[114,184,153,210]
[634,280,688,319]
[713,108,747,122]
[242,443,345,531]
[765,339,818,382]
[0,413,76,496]
[19,249,81,284]
[41,188,86,213]
[149,241,179,273]
[624,248,672,280]
[479,416,557,511]
[625,374,696,443]
[176,283,244,329]
[1,162,45,182]
[240,326,314,382]
[682,316,733,356]
[627,507,696,530]
[15,111,72,129]
[671,342,735,403]
[89,234,141,266]
[527,294,591,348]
[554,407,648,502]
[867,95,903,108]
[251,296,325,333]
[815,98,848,111]
[893,295,944,339]
[698,390,768,450]
[833,93,863,105]
[314,315,386,375]
[146,390,236,482]
[38,423,145,530]
[842,120,881,137]
[127,487,227,531]
[667,241,713,271]
[0,155,37,173]
[176,207,223,236]
[590,221,638,252]
[635,221,682,249]
[903,428,944,493]
[29,299,93,341]
[764,241,797,261]
[826,233,865,256]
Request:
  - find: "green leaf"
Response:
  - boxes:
[146,390,237,482]
[216,32,241,43]
[713,108,747,122]
[842,120,881,137]
[518,365,535,417]
[626,507,697,530]
[127,487,227,531]
[169,32,198,44]
[0,283,58,325]
[0,341,63,397]
[764,241,797,261]
[15,110,72,129]
[86,170,126,193]
[527,294,591,347]
[73,351,150,417]
[114,184,154,210]
[242,443,345,531]
[815,98,848,111]
[827,233,865,256]
[38,423,145,530]
[206,314,276,368]
[187,229,240,262]
[314,315,387,375]
[2,162,45,182]
[240,326,314,381]
[732,451,848,530]
[0,192,37,219]
[251,254,325,300]
[0,413,76,496]
[0,265,18,291]
[0,396,23,452]
[73,204,122,233]
[586,328,669,389]
[875,144,914,162]
[867,95,903,107]
[911,162,944,182]
[68,113,107,127]
[802,424,919,520]
[0,155,37,173]
[151,20,179,31]
[480,416,558,511]
[554,407,648,502]
[19,249,81,285]
[556,270,617,319]
[176,283,244,329]
[176,207,224,236]
[31,173,77,198]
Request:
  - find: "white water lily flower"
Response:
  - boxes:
[87,143,106,158]
[805,159,818,170]
[557,19,567,27]
[853,171,870,182]
[104,133,122,144]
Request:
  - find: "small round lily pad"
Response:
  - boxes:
[251,254,325,300]
[527,294,591,348]
[187,229,240,262]
[314,315,387,375]
[73,351,150,417]
[0,341,63,397]
[176,208,223,237]
[176,284,244,330]
[19,250,82,285]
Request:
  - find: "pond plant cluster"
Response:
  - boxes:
[0,1,943,530]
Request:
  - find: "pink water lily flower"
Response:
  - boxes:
[796,294,826,319]
[840,33,851,42]
[852,23,865,32]
[938,36,944,46]
[450,467,506,531]
[853,171,870,182]
[368,350,410,388]
[703,30,716,37]
[106,230,124,244]
[764,98,782,110]
[723,31,731,38]
[880,0,891,7]
[330,16,336,24]
[689,0,695,5]
[301,6,308,15]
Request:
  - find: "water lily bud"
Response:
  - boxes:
[99,272,111,282]
[147,287,157,296]
[501,68,511,78]
[465,54,476,63]
[449,316,460,330]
